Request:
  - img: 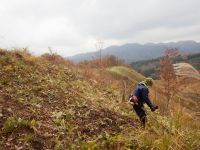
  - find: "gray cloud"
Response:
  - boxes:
[0,0,200,56]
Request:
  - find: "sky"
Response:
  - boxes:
[0,0,200,56]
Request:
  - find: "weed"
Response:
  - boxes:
[2,117,37,134]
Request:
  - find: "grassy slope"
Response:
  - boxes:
[108,66,145,83]
[0,50,199,149]
[0,50,137,149]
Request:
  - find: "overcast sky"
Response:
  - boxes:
[0,0,200,56]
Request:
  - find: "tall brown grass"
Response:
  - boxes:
[173,63,200,80]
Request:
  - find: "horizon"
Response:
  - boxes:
[1,40,200,57]
[67,40,200,57]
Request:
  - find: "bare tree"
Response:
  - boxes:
[160,49,179,109]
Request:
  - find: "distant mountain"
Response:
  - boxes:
[68,40,200,63]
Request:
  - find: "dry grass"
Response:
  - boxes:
[173,63,200,80]
[0,49,199,149]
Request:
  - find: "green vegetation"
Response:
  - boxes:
[3,117,37,134]
[109,66,145,83]
[0,49,199,149]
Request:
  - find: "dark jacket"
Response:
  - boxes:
[131,83,153,108]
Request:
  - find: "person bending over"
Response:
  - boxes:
[129,78,158,127]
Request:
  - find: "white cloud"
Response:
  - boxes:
[0,0,200,56]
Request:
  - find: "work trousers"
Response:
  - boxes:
[133,104,147,127]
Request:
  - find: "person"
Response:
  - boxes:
[129,77,158,127]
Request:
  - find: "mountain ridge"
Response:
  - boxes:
[68,40,200,63]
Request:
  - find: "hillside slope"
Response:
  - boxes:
[108,66,145,83]
[0,49,199,149]
[0,50,137,149]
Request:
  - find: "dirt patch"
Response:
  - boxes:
[71,104,137,140]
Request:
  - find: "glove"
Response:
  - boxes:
[128,97,135,105]
[150,105,159,112]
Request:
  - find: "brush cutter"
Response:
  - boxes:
[129,97,169,134]
[145,110,169,134]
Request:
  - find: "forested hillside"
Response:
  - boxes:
[131,52,200,79]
